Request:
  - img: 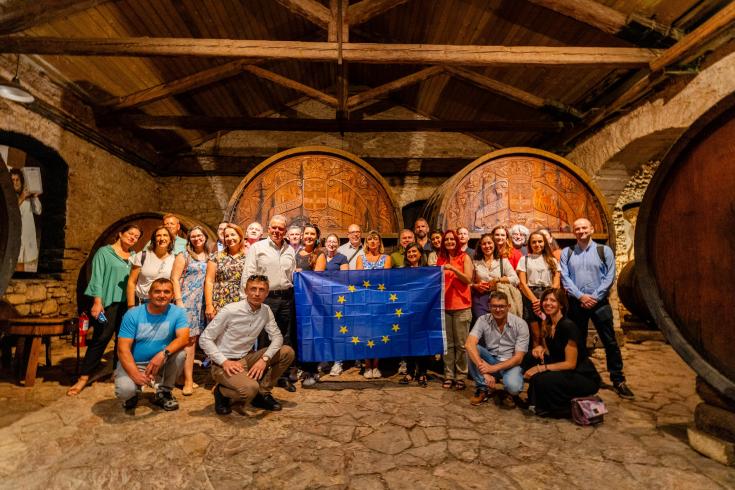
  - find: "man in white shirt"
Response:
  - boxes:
[200,275,295,414]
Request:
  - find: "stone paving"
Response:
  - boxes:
[0,340,734,489]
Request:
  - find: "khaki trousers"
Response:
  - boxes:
[444,308,471,380]
[211,346,294,402]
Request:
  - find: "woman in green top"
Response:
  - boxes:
[67,224,141,396]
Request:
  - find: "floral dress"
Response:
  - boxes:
[179,251,207,336]
[209,251,247,315]
[362,254,387,269]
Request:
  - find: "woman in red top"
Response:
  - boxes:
[436,229,474,390]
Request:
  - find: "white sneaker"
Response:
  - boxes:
[363,368,373,379]
[398,361,407,375]
[329,362,343,376]
[372,368,382,379]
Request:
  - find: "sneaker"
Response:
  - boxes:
[613,381,635,400]
[363,368,373,379]
[122,395,138,410]
[372,368,382,379]
[251,393,282,411]
[329,362,343,376]
[470,389,490,406]
[152,390,179,411]
[213,385,231,415]
[398,361,407,375]
[302,374,318,387]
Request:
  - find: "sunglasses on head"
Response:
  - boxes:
[248,274,269,282]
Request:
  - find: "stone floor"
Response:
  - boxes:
[0,340,733,489]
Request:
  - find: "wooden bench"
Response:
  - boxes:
[4,317,71,387]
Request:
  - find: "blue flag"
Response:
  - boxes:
[294,267,445,362]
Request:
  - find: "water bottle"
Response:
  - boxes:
[97,311,108,325]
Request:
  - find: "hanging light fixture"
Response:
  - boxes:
[0,55,34,104]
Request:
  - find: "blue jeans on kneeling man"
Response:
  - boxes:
[468,345,523,395]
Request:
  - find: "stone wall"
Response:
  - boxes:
[1,99,159,319]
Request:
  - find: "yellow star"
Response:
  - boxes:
[389,293,398,302]
[367,340,375,348]
[362,280,371,288]
[392,324,400,332]
[382,335,390,343]
[377,284,386,291]
[351,336,360,344]
[337,295,346,304]
[348,285,356,293]
[335,311,343,319]
[339,326,348,334]
[394,308,403,317]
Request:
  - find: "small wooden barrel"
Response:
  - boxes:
[617,260,652,322]
[422,147,612,240]
[636,93,735,402]
[75,212,216,312]
[0,166,21,296]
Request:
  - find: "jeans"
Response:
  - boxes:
[468,345,524,395]
[568,298,625,384]
[114,351,185,401]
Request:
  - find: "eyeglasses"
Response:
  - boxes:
[489,304,509,310]
[248,274,269,282]
[348,230,360,235]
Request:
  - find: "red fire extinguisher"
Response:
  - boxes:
[77,312,89,347]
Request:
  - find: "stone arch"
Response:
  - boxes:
[225,146,403,236]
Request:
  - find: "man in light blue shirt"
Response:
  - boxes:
[560,218,634,399]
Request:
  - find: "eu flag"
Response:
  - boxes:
[294,267,445,362]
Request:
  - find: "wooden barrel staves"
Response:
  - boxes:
[636,93,735,402]
[0,166,21,296]
[617,260,653,322]
[423,147,612,240]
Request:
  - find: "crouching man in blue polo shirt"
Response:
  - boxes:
[115,278,189,411]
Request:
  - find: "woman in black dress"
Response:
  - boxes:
[524,288,601,417]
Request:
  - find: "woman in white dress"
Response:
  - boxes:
[10,169,42,272]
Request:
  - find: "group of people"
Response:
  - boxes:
[68,211,634,419]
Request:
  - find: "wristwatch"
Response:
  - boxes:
[261,355,270,363]
[163,349,171,359]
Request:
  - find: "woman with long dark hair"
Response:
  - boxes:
[204,223,247,321]
[399,243,430,387]
[524,288,601,417]
[171,226,209,395]
[127,226,175,307]
[67,224,142,396]
[471,233,518,323]
[516,231,560,349]
[436,229,473,390]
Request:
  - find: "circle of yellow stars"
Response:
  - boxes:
[337,282,403,347]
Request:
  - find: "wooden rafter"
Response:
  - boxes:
[99,60,247,111]
[273,0,331,29]
[526,0,683,45]
[445,66,583,118]
[0,0,114,35]
[329,0,350,119]
[348,0,412,26]
[0,37,662,66]
[242,65,337,107]
[347,66,445,110]
[112,115,567,132]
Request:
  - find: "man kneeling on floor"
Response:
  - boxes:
[465,291,529,408]
[199,274,295,415]
[116,278,189,411]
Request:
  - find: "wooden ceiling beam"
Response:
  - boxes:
[348,0,412,26]
[0,37,662,66]
[0,0,114,35]
[111,115,567,132]
[347,66,445,110]
[329,0,350,119]
[526,0,682,46]
[273,0,332,29]
[242,65,337,107]
[445,66,583,118]
[99,59,248,111]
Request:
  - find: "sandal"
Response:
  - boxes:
[418,375,428,388]
[442,379,454,389]
[455,380,466,391]
[399,374,413,385]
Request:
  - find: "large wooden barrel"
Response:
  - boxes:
[617,260,652,322]
[423,147,612,240]
[636,93,735,402]
[0,166,21,296]
[75,212,216,312]
[225,146,402,237]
